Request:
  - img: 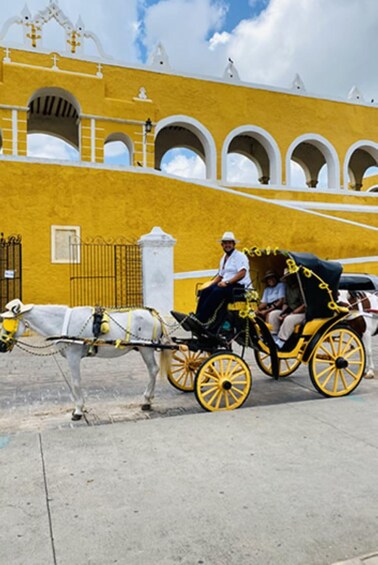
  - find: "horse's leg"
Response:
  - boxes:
[363,324,374,379]
[65,346,86,419]
[138,347,159,411]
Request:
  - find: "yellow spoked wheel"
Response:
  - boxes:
[168,349,210,392]
[254,350,301,378]
[309,327,365,397]
[195,352,252,412]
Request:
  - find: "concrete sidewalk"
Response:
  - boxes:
[0,338,377,564]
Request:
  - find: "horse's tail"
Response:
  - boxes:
[159,347,172,379]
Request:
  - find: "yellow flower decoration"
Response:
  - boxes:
[303,268,312,278]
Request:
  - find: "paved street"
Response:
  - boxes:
[0,332,377,564]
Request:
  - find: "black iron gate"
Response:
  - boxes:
[69,237,143,308]
[0,234,22,311]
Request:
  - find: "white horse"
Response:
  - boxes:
[339,290,378,379]
[0,299,172,419]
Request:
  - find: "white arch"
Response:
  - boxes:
[343,140,378,190]
[286,133,340,189]
[367,185,378,193]
[27,87,81,114]
[155,115,217,180]
[222,125,282,185]
[104,132,133,165]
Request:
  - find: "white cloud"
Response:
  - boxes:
[226,154,259,184]
[161,150,206,179]
[27,134,79,160]
[209,31,230,51]
[142,0,227,73]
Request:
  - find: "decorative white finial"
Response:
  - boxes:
[348,85,364,103]
[3,47,11,63]
[51,53,59,70]
[96,62,103,78]
[150,42,171,70]
[223,58,240,82]
[291,73,306,92]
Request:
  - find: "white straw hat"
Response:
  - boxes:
[219,231,239,242]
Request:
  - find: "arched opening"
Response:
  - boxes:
[0,130,3,155]
[27,87,80,150]
[155,116,216,180]
[345,144,378,191]
[27,133,79,161]
[286,135,339,189]
[222,126,281,185]
[367,185,378,193]
[226,153,260,184]
[160,148,206,179]
[104,133,132,166]
[227,136,269,184]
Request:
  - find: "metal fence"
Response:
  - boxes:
[69,236,143,308]
[0,234,22,311]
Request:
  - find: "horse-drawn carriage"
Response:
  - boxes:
[0,247,371,419]
[170,247,367,411]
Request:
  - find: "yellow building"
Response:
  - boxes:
[0,2,377,312]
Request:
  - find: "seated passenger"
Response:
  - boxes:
[194,231,251,327]
[256,270,285,321]
[269,268,306,349]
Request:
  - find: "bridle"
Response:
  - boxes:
[0,317,20,352]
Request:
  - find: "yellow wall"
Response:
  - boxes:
[0,47,377,310]
[0,161,376,310]
[2,47,378,184]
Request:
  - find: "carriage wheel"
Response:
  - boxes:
[168,349,210,392]
[195,352,252,412]
[254,350,301,378]
[309,327,365,397]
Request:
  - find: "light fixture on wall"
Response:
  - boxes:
[142,118,153,167]
[145,118,152,133]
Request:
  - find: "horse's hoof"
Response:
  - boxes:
[364,373,374,379]
[141,404,151,411]
[71,411,83,421]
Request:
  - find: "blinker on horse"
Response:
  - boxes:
[0,299,172,420]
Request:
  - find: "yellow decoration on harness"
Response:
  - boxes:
[100,313,110,334]
[2,318,18,333]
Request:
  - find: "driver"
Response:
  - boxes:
[194,231,251,326]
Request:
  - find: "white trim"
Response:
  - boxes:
[286,133,340,189]
[12,109,17,155]
[336,256,378,265]
[51,225,80,264]
[90,118,96,163]
[343,140,378,190]
[174,269,217,280]
[221,125,282,185]
[155,115,217,180]
[277,200,378,213]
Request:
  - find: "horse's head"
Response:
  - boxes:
[0,299,33,353]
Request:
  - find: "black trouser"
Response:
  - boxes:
[195,283,243,324]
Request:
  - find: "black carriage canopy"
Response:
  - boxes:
[339,273,378,291]
[247,250,343,320]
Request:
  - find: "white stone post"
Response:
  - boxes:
[138,227,176,314]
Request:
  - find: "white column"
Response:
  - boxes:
[138,227,176,314]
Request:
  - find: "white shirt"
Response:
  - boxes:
[218,249,251,288]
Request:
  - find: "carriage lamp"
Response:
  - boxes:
[145,118,152,133]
